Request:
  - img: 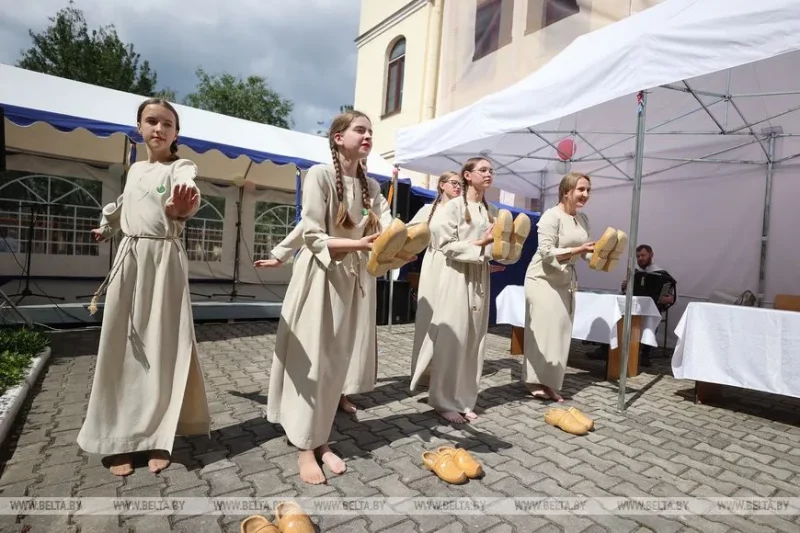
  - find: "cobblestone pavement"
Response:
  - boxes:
[1,321,799,532]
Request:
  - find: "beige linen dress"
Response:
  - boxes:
[266,164,391,449]
[77,159,211,455]
[523,205,590,390]
[411,199,493,413]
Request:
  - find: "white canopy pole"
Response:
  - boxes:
[387,165,399,332]
[617,90,648,411]
[757,134,777,307]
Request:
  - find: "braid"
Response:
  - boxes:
[482,198,494,222]
[357,163,380,234]
[463,181,472,223]
[427,193,441,224]
[331,144,354,228]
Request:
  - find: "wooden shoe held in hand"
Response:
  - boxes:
[367,217,408,277]
[588,227,619,271]
[601,230,627,272]
[498,213,531,265]
[381,223,432,273]
[492,209,514,260]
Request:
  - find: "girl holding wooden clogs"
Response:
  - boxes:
[412,157,513,424]
[523,172,595,402]
[266,110,395,485]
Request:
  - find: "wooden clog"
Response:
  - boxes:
[240,515,279,533]
[588,227,618,270]
[565,407,595,431]
[491,209,514,260]
[499,214,531,265]
[381,223,432,272]
[367,218,408,276]
[422,451,467,484]
[544,408,591,436]
[436,447,483,478]
[274,502,314,533]
[602,230,628,272]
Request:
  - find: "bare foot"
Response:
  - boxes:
[464,410,478,420]
[148,450,171,473]
[109,454,133,477]
[318,444,347,475]
[437,410,468,424]
[529,386,549,400]
[298,450,326,484]
[339,395,357,413]
[542,386,564,403]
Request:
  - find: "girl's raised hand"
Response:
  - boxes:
[254,258,283,268]
[360,232,380,251]
[165,183,200,220]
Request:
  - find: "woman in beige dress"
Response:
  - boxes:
[78,98,211,476]
[408,171,463,383]
[255,159,376,415]
[523,172,595,402]
[266,111,393,485]
[412,157,500,424]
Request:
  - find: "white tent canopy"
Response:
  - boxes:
[394,0,800,406]
[1,63,403,191]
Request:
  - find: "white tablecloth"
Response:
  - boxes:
[495,286,662,349]
[672,302,800,399]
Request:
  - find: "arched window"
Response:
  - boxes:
[384,38,406,116]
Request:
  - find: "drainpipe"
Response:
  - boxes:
[421,0,444,188]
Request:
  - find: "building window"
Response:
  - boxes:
[254,202,297,259]
[0,171,102,256]
[184,195,225,262]
[474,0,514,61]
[527,0,581,35]
[384,38,405,116]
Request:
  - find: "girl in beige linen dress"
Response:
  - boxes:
[524,172,595,402]
[412,158,498,424]
[77,99,211,477]
[408,171,463,384]
[255,159,378,415]
[266,111,393,485]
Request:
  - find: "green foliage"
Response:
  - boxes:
[0,328,50,396]
[183,68,294,128]
[16,1,159,96]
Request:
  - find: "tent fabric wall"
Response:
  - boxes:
[393,0,800,330]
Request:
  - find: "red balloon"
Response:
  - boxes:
[556,138,576,161]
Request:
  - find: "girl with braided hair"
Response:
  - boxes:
[266,111,393,484]
[412,157,511,423]
[406,171,463,382]
[255,159,374,414]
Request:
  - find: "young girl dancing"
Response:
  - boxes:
[412,157,511,423]
[255,159,374,415]
[77,98,210,476]
[266,110,393,484]
[407,171,463,383]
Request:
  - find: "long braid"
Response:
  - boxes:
[463,179,472,223]
[482,198,494,223]
[427,193,441,224]
[356,162,380,234]
[331,144,354,228]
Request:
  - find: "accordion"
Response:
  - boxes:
[633,270,675,306]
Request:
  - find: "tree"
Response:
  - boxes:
[153,87,177,102]
[313,105,355,136]
[183,68,294,128]
[17,1,159,96]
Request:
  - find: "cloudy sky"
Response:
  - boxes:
[0,0,361,133]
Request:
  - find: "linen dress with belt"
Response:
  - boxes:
[523,205,590,391]
[411,199,493,413]
[77,159,211,455]
[266,164,391,449]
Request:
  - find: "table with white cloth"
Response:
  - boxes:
[495,286,663,379]
[672,302,800,403]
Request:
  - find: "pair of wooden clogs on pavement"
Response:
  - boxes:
[588,227,628,272]
[544,407,595,436]
[422,446,484,484]
[241,502,314,533]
